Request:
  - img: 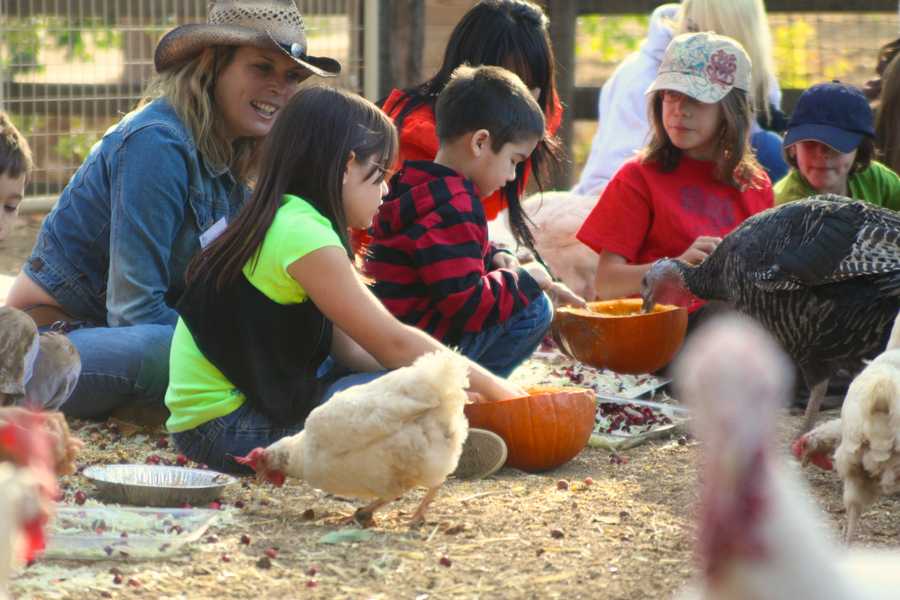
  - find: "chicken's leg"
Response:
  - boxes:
[337,498,392,528]
[800,379,829,435]
[843,501,861,544]
[408,486,440,527]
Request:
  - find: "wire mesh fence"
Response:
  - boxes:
[0,0,365,201]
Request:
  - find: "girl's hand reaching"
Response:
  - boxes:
[678,236,721,266]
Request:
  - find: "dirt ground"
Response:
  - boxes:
[3,218,900,600]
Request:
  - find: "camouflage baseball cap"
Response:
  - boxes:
[647,31,752,104]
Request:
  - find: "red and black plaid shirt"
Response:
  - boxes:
[363,161,542,345]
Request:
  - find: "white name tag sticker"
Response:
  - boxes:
[199,217,228,248]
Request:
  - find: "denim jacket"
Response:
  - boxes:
[27,98,247,327]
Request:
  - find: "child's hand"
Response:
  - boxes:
[678,236,721,265]
[492,251,519,270]
[523,262,553,289]
[546,281,587,308]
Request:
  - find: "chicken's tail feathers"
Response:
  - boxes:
[848,363,900,464]
[412,350,470,415]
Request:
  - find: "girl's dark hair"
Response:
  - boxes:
[383,0,562,250]
[642,88,765,189]
[784,137,874,176]
[186,86,398,291]
[875,52,900,174]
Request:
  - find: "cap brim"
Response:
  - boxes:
[783,124,863,154]
[155,24,342,77]
[646,71,729,104]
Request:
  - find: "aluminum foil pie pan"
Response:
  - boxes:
[83,464,237,507]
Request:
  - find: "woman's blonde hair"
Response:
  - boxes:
[138,47,259,182]
[642,89,765,189]
[677,0,776,121]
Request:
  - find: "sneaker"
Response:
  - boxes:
[453,428,508,479]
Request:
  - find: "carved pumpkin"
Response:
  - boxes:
[464,386,595,472]
[551,298,687,374]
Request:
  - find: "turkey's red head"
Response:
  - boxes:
[791,435,834,471]
[233,448,286,487]
[641,259,694,313]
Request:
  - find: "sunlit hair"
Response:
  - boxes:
[642,88,765,189]
[138,47,259,183]
[677,0,776,122]
[875,53,900,174]
[383,0,561,251]
[186,86,398,291]
[0,112,33,179]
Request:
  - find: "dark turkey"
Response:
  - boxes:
[641,195,900,433]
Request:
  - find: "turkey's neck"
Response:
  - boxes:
[682,256,730,302]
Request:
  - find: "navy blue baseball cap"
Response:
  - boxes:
[783,81,874,153]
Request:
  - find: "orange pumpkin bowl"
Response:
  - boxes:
[551,298,688,375]
[464,386,595,473]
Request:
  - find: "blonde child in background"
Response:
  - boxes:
[576,32,773,319]
[774,81,900,209]
[0,112,32,243]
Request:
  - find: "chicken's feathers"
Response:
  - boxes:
[303,351,469,455]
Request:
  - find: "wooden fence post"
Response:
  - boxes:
[546,0,576,190]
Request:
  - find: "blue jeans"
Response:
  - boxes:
[57,323,174,419]
[172,370,385,474]
[455,292,552,377]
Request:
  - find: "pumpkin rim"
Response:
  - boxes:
[555,299,686,320]
[466,386,594,410]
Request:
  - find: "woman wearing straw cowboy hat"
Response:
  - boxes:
[5,0,340,419]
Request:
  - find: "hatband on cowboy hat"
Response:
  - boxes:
[154,0,341,77]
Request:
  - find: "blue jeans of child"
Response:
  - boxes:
[55,323,173,419]
[455,292,553,377]
[172,370,385,474]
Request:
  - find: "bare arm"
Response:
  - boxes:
[288,247,524,401]
[594,251,650,300]
[330,327,382,373]
[594,237,721,300]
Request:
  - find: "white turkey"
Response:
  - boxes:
[642,196,900,434]
[676,315,900,599]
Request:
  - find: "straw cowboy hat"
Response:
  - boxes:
[154,0,341,76]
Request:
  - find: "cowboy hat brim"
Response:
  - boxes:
[154,23,341,77]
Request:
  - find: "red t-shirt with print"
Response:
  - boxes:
[576,156,773,310]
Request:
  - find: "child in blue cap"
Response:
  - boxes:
[774,81,900,209]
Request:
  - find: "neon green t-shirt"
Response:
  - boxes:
[165,195,343,433]
[773,160,900,210]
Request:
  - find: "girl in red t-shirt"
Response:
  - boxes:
[576,32,774,313]
[353,0,563,256]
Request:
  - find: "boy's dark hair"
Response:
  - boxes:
[784,138,874,176]
[435,64,544,152]
[0,112,33,179]
[382,0,561,252]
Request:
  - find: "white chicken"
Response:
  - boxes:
[489,191,598,300]
[235,351,470,526]
[675,315,900,600]
[792,416,841,471]
[832,311,900,543]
